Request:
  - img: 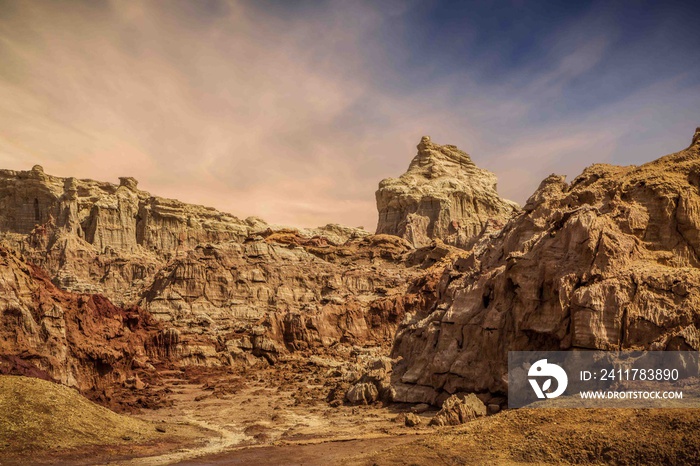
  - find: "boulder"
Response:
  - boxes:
[404,412,422,427]
[429,394,486,427]
[345,382,379,405]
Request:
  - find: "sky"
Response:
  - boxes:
[0,0,698,229]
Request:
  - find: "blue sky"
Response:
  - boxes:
[0,0,698,228]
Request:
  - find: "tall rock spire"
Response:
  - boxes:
[375,136,519,248]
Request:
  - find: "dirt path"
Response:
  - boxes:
[107,368,432,466]
[171,436,421,466]
[105,379,247,466]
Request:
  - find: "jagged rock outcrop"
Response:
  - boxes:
[138,232,455,365]
[0,246,172,411]
[345,382,379,405]
[391,129,700,405]
[376,136,519,248]
[429,393,486,426]
[0,166,463,369]
[0,166,258,303]
[344,356,394,405]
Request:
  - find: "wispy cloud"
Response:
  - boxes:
[0,0,698,229]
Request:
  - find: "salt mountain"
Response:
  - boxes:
[1,129,699,410]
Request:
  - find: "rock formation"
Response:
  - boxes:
[3,128,700,414]
[376,136,519,248]
[0,166,461,370]
[429,393,486,426]
[391,129,700,406]
[0,166,256,302]
[138,232,453,366]
[0,246,170,410]
[344,356,394,405]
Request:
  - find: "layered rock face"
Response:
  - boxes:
[0,246,170,410]
[0,166,258,304]
[392,130,700,405]
[6,129,700,411]
[376,136,519,248]
[0,165,460,369]
[138,232,454,365]
[0,166,251,249]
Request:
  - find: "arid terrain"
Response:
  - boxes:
[2,130,700,465]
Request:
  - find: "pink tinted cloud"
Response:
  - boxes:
[0,1,697,231]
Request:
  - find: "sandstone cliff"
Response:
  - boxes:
[0,246,171,411]
[376,136,519,248]
[0,166,251,249]
[137,232,455,366]
[0,166,457,369]
[0,166,258,304]
[391,129,700,406]
[5,129,700,411]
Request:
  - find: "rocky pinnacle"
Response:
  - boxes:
[375,136,518,249]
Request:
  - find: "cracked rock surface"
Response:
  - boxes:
[392,129,700,404]
[375,136,519,249]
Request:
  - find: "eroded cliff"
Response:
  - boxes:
[391,129,700,406]
[136,231,450,366]
[0,166,257,303]
[376,136,519,248]
[0,246,171,411]
[4,129,700,414]
[0,166,460,369]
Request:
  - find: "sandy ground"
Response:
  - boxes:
[109,363,433,466]
[171,436,421,466]
[122,362,700,466]
[6,357,700,466]
[2,352,436,466]
[345,408,700,466]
